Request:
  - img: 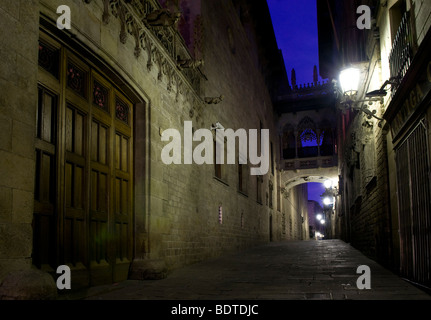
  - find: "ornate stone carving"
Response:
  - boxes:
[205,95,224,105]
[166,66,175,91]
[140,32,153,71]
[282,187,290,199]
[177,58,203,70]
[174,74,183,102]
[153,50,165,81]
[361,120,374,145]
[143,8,181,28]
[82,0,203,101]
[102,0,110,24]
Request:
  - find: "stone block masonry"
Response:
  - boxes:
[0,0,40,282]
[0,0,306,296]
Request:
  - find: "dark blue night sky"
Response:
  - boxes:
[267,0,325,205]
[267,0,322,86]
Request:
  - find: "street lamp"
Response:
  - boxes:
[316,214,322,221]
[323,179,332,189]
[336,66,386,124]
[323,197,332,206]
[339,67,360,97]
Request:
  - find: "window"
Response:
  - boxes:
[320,128,334,156]
[389,0,407,42]
[282,129,296,159]
[214,139,227,183]
[269,180,273,208]
[298,128,320,157]
[214,139,222,179]
[297,117,319,158]
[270,142,274,175]
[277,185,281,212]
[256,176,263,204]
[238,163,243,191]
[388,0,412,85]
[238,163,248,194]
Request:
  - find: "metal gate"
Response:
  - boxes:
[395,119,431,289]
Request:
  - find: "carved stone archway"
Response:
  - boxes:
[281,166,339,195]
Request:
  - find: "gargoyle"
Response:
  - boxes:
[177,58,204,70]
[144,9,181,28]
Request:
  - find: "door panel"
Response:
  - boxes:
[113,94,133,282]
[89,117,112,285]
[33,87,57,271]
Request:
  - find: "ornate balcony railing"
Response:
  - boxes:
[282,156,337,171]
[388,11,413,93]
[83,0,204,97]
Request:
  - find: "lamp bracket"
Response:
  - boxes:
[339,96,384,125]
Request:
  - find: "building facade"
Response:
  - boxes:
[318,0,431,289]
[0,0,310,298]
[275,75,339,242]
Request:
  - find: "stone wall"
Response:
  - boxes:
[414,0,431,45]
[0,0,305,294]
[335,0,420,269]
[0,0,40,283]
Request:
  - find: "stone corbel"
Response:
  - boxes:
[166,67,175,91]
[189,108,194,118]
[140,32,153,71]
[114,1,129,44]
[282,188,290,200]
[125,15,143,58]
[175,74,183,102]
[153,51,166,82]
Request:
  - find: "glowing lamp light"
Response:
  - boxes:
[339,67,360,95]
[331,178,338,188]
[316,214,322,221]
[323,197,332,206]
[324,180,332,189]
[320,219,326,225]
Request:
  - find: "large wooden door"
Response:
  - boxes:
[34,33,133,288]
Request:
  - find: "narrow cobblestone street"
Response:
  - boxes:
[63,239,430,301]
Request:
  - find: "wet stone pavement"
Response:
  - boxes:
[63,239,431,301]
